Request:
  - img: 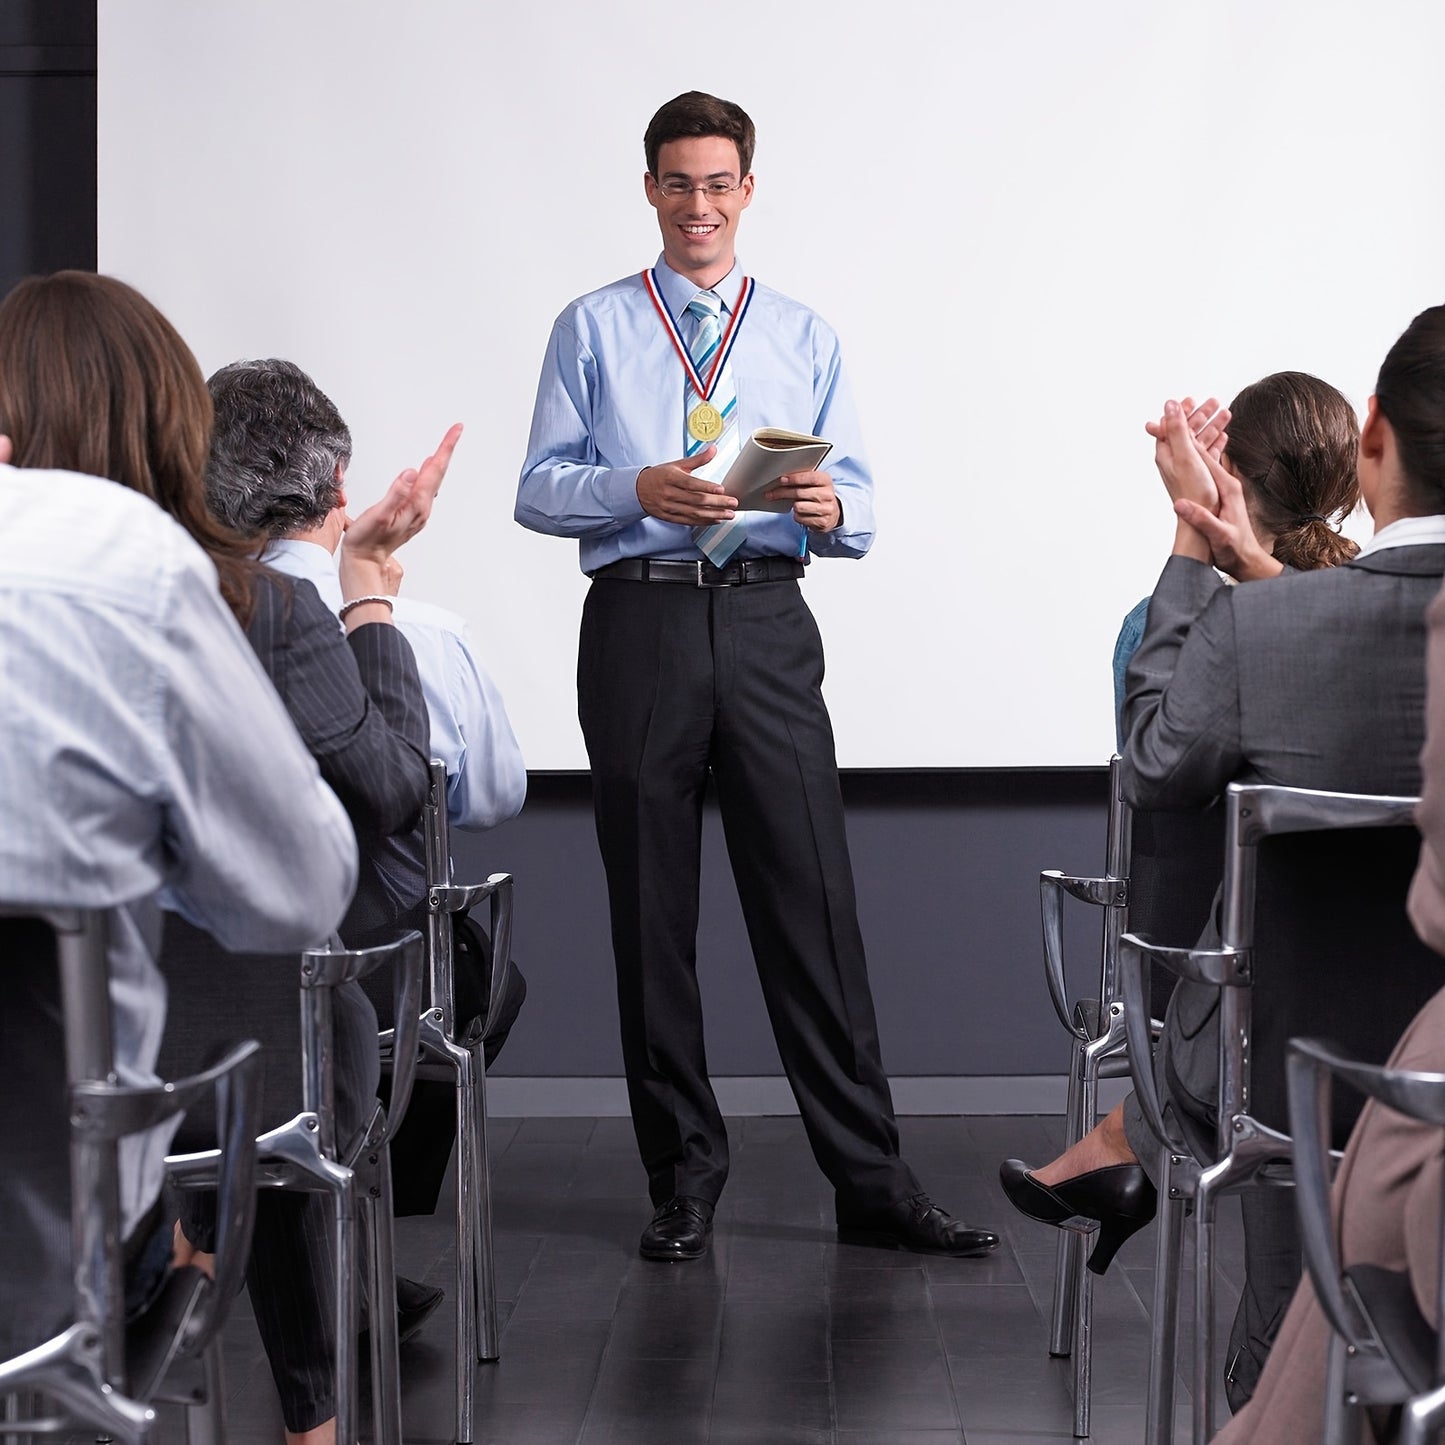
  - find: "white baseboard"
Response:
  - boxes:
[483,1074,1133,1118]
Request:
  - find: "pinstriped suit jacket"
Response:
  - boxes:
[160,568,431,1137]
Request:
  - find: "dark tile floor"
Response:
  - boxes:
[164,1113,1245,1443]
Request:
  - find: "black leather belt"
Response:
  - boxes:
[591,556,806,587]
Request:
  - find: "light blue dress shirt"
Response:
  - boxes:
[263,539,527,833]
[516,256,875,571]
[0,464,358,1234]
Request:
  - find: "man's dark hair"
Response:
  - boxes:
[205,358,352,539]
[644,92,755,177]
[1375,305,1445,515]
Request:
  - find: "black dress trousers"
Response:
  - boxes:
[577,571,919,1211]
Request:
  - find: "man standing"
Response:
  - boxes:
[517,92,997,1262]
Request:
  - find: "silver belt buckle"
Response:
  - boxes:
[695,559,733,588]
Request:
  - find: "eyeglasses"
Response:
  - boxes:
[654,178,745,199]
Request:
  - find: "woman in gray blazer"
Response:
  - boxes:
[1001,302,1445,1411]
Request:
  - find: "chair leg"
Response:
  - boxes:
[1050,1037,1089,1359]
[363,1149,404,1445]
[453,1046,479,1444]
[472,1044,499,1364]
[1071,1254,1096,1438]
[182,1341,225,1445]
[1192,1180,1219,1445]
[331,1182,359,1445]
[1146,1153,1184,1445]
[1,1390,37,1445]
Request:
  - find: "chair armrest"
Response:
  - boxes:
[374,932,425,1147]
[1117,936,1174,1154]
[1230,782,1418,848]
[1287,1039,1368,1351]
[94,1040,264,1357]
[1039,870,1128,1039]
[482,873,515,1030]
[429,871,510,918]
[1119,931,1249,990]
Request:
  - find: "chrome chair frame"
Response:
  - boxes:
[166,929,423,1445]
[384,760,514,1444]
[1039,754,1133,1438]
[1119,783,1418,1444]
[0,907,263,1445]
[1288,1037,1445,1445]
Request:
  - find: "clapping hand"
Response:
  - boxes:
[1173,449,1284,583]
[340,422,463,603]
[1145,396,1230,509]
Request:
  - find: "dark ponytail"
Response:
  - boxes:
[1223,371,1360,572]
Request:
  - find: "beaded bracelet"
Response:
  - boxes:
[337,594,395,621]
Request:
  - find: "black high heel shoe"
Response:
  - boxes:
[998,1158,1157,1275]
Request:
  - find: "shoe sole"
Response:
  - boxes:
[638,1240,710,1262]
[835,1225,997,1257]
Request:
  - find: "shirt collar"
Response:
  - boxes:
[651,254,745,322]
[1355,514,1445,558]
[262,536,339,579]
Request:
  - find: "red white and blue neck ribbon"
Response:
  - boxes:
[642,270,755,402]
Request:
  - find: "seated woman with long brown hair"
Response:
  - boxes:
[0,270,441,1445]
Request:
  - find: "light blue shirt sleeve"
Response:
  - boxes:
[264,539,527,832]
[516,258,875,572]
[393,602,528,831]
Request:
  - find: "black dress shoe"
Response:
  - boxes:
[998,1158,1157,1274]
[835,1193,999,1257]
[639,1196,714,1261]
[360,1274,445,1349]
[395,1275,445,1344]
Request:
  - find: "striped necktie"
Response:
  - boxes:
[686,291,746,566]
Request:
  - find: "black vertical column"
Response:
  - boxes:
[0,0,96,298]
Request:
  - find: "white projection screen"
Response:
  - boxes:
[97,0,1445,769]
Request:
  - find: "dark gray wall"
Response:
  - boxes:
[455,772,1110,1079]
[6,1,1112,1086]
[0,1,95,298]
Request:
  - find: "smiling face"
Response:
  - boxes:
[644,135,754,289]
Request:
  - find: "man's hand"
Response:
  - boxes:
[637,448,738,525]
[340,422,463,606]
[764,470,841,532]
[0,435,11,465]
[1145,396,1230,509]
[1174,448,1284,583]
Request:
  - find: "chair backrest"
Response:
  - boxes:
[0,906,262,1413]
[1127,800,1226,1006]
[300,930,424,1160]
[1118,783,1434,1164]
[1288,1034,1445,1380]
[422,758,515,1041]
[1219,784,1436,1148]
[1040,755,1132,1038]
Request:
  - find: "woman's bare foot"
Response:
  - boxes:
[1032,1102,1138,1186]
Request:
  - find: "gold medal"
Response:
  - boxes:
[687,402,724,443]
